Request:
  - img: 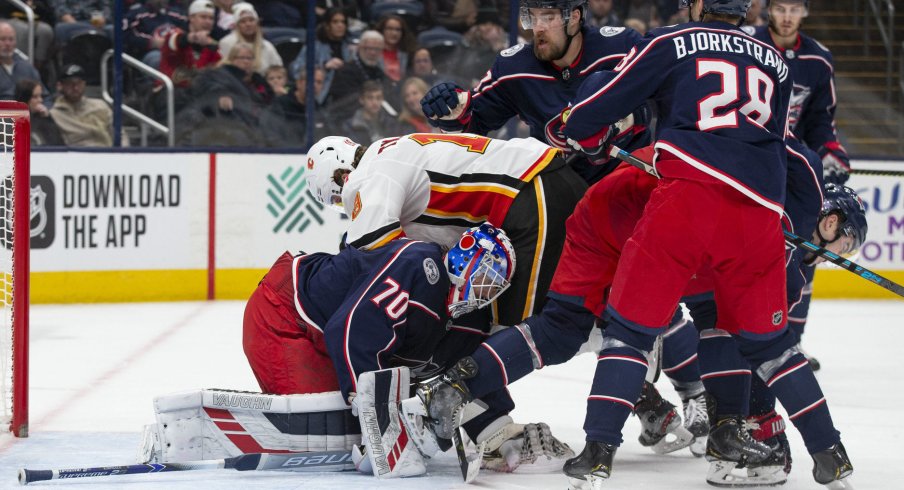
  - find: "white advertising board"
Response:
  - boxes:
[30,152,208,271]
[845,160,904,270]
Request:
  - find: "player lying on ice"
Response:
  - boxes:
[413,138,863,488]
[138,223,575,477]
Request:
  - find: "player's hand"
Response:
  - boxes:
[422,82,471,132]
[819,142,850,185]
[544,107,571,151]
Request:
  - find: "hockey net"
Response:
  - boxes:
[0,101,30,438]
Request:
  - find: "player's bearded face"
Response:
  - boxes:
[768,3,806,37]
[530,9,569,61]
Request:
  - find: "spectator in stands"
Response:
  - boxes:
[409,47,443,85]
[51,0,111,44]
[395,77,434,134]
[0,21,51,105]
[194,42,273,122]
[327,29,385,121]
[50,64,126,147]
[217,3,282,76]
[586,0,622,27]
[342,79,397,146]
[376,14,416,83]
[260,65,328,147]
[624,0,661,31]
[124,0,187,69]
[160,0,221,90]
[290,7,354,102]
[212,0,237,34]
[456,9,508,86]
[0,0,55,76]
[14,78,64,146]
[424,0,478,33]
[265,64,289,97]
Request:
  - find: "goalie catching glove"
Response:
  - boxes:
[421,81,472,132]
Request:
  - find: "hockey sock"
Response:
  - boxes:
[462,389,516,442]
[759,353,840,454]
[583,322,655,446]
[697,329,751,416]
[748,370,777,417]
[467,326,539,399]
[661,312,704,399]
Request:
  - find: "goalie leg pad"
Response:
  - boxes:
[138,389,358,463]
[356,367,427,478]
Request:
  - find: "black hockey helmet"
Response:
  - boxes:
[820,184,868,256]
[519,0,587,30]
[767,0,809,7]
[678,0,752,17]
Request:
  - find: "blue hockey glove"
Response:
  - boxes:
[421,81,471,132]
[819,142,851,185]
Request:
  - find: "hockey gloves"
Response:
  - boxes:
[819,142,851,185]
[421,81,472,132]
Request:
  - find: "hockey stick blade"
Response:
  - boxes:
[451,427,481,483]
[18,450,353,485]
[607,146,904,298]
[783,230,904,298]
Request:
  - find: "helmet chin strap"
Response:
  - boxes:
[560,9,582,59]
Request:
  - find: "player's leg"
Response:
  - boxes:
[716,204,852,488]
[242,252,339,394]
[790,264,820,370]
[659,308,709,455]
[496,161,587,326]
[565,178,705,486]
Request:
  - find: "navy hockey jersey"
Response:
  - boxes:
[783,138,824,308]
[566,21,792,213]
[747,25,841,154]
[292,239,450,398]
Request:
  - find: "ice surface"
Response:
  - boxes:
[0,299,900,489]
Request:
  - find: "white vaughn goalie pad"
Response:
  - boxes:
[354,367,427,478]
[137,389,359,464]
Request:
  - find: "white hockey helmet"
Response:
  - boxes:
[304,136,362,212]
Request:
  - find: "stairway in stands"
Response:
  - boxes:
[802,0,903,157]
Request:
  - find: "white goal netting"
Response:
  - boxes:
[0,114,22,435]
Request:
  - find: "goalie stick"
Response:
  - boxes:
[606,146,904,298]
[18,450,353,485]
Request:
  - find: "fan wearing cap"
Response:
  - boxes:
[217,3,282,76]
[160,0,222,88]
[50,64,128,147]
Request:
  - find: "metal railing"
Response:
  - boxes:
[5,0,34,62]
[100,49,175,147]
[864,0,895,106]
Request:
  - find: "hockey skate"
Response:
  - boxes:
[477,417,575,473]
[682,391,711,457]
[634,381,695,454]
[705,416,773,487]
[812,442,854,489]
[563,441,617,490]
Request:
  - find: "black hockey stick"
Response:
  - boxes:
[782,230,904,297]
[18,450,354,485]
[607,145,904,298]
[850,168,904,177]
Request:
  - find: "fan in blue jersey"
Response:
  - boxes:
[743,0,850,186]
[549,0,854,487]
[419,0,651,184]
[243,223,574,475]
[743,0,849,373]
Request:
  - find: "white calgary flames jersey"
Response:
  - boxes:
[342,133,560,249]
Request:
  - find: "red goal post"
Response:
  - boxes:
[0,101,30,437]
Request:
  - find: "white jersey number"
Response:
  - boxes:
[696,60,774,131]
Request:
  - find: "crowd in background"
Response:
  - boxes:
[0,0,770,148]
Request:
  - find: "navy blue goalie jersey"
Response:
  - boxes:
[292,239,450,398]
[566,21,793,213]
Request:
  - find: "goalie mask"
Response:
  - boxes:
[305,136,362,212]
[445,223,516,318]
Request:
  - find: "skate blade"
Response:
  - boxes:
[824,476,854,490]
[568,474,607,490]
[690,436,708,458]
[707,460,788,487]
[652,425,695,455]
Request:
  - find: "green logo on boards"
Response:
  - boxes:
[266,166,325,233]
